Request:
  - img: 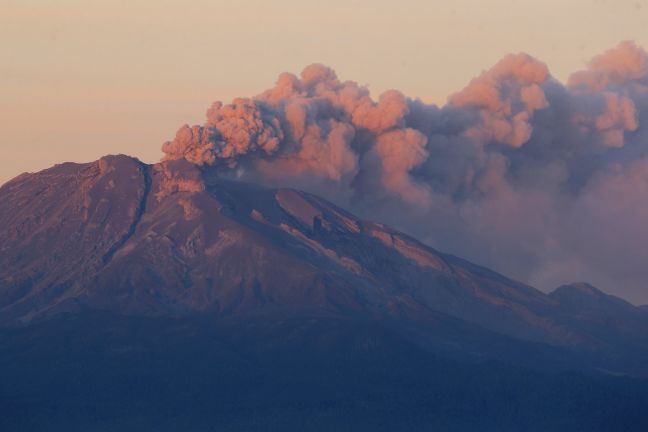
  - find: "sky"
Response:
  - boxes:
[2,0,648,185]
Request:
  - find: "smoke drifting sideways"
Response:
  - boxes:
[162,41,648,304]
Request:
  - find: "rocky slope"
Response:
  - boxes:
[3,155,648,431]
[1,155,648,373]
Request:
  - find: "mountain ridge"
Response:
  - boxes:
[1,154,648,376]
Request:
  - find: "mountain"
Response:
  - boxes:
[2,155,648,431]
[549,283,648,363]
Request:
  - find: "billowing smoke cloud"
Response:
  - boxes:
[449,53,550,148]
[162,41,648,304]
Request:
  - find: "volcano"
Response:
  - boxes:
[2,155,648,431]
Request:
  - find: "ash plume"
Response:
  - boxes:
[162,41,648,303]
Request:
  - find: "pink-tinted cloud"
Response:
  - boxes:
[449,53,549,148]
[568,41,648,92]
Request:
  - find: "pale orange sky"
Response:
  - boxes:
[2,0,648,185]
